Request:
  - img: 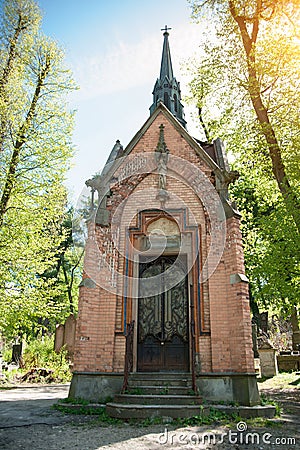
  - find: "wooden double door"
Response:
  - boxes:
[137,255,189,372]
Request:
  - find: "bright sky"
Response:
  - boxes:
[37,0,207,202]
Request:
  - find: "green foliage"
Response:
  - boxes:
[187,0,300,319]
[260,393,281,416]
[257,371,300,389]
[126,387,144,395]
[2,345,12,363]
[0,0,79,340]
[174,407,235,426]
[230,170,299,315]
[136,416,165,426]
[22,336,71,382]
[60,397,90,405]
[54,403,123,424]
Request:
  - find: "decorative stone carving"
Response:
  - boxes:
[155,124,169,191]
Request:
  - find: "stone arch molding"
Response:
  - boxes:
[146,217,180,236]
[73,151,227,294]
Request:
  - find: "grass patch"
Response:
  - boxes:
[173,407,239,427]
[121,408,238,427]
[0,385,16,390]
[257,372,299,390]
[125,387,144,395]
[53,402,123,424]
[52,402,284,430]
[53,402,238,428]
[59,397,90,406]
[289,377,300,386]
[129,416,165,427]
[260,392,281,416]
[246,417,283,428]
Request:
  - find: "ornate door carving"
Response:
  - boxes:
[137,255,189,371]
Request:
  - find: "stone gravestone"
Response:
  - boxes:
[252,323,261,377]
[12,343,22,364]
[259,341,278,378]
[260,312,268,334]
[54,324,65,353]
[54,315,76,356]
[64,315,76,356]
[292,331,300,351]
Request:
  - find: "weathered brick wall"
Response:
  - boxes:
[73,111,254,374]
[223,217,254,372]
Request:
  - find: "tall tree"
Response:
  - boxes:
[41,207,84,316]
[189,0,300,233]
[0,0,77,340]
[188,0,299,345]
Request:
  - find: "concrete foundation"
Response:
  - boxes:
[69,372,123,403]
[69,371,260,406]
[196,373,260,406]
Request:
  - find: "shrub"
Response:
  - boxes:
[22,336,71,382]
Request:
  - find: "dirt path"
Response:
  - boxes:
[0,379,299,449]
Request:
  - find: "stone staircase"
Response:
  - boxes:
[106,372,202,419]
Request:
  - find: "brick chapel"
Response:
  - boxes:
[69,28,260,409]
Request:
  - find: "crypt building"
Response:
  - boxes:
[69,28,260,411]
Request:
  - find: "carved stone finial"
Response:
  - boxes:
[155,124,169,192]
[154,125,170,208]
[156,124,169,154]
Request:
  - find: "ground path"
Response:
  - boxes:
[0,377,299,449]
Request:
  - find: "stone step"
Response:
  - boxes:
[128,372,192,387]
[127,379,191,387]
[114,394,202,405]
[106,402,204,419]
[106,402,277,420]
[125,385,193,395]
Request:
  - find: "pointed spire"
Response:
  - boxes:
[149,26,186,128]
[159,26,173,80]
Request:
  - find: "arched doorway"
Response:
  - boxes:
[137,252,189,371]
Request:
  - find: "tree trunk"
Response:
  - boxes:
[0,56,51,227]
[0,14,30,152]
[229,0,300,234]
[62,261,73,314]
[198,106,211,141]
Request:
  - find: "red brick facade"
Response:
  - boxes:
[73,105,255,377]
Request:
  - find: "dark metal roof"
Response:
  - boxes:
[149,27,186,128]
[159,29,173,80]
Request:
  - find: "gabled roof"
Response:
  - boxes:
[88,102,240,220]
[123,101,221,174]
[96,102,232,183]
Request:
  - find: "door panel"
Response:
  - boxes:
[137,255,189,372]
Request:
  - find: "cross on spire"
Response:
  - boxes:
[161,25,171,35]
